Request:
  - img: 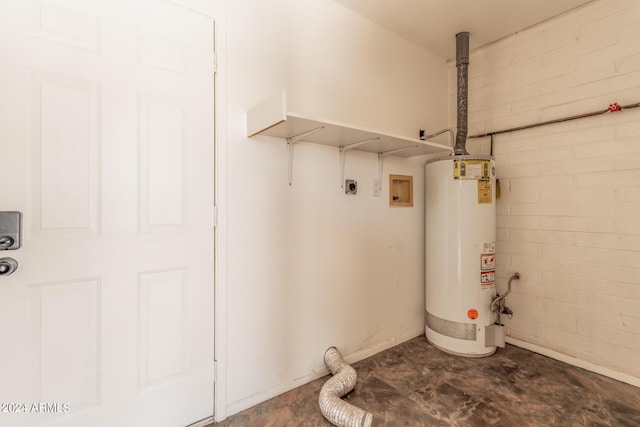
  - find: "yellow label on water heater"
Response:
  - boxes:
[453,159,491,180]
[478,180,492,204]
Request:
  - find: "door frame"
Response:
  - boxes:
[212,8,229,424]
[168,0,229,422]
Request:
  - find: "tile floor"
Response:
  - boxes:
[212,336,640,426]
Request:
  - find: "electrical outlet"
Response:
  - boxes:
[372,179,381,196]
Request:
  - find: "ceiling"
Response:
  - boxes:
[333,0,598,59]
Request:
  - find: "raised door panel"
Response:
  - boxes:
[29,72,100,237]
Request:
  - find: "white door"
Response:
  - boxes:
[0,0,216,426]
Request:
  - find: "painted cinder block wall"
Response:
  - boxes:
[450,0,640,381]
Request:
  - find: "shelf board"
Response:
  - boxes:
[247,91,452,157]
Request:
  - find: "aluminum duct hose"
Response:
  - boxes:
[318,347,373,427]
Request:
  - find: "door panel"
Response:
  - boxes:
[30,71,100,237]
[29,279,100,412]
[0,0,215,425]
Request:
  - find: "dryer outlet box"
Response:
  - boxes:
[345,179,357,195]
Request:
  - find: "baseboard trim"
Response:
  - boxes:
[226,329,424,417]
[186,416,215,427]
[505,337,640,388]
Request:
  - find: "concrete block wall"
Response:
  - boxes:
[449,0,640,379]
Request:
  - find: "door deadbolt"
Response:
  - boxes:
[0,257,18,276]
[0,212,21,250]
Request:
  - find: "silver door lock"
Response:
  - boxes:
[0,212,21,250]
[0,257,18,275]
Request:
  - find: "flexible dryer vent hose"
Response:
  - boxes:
[318,347,373,427]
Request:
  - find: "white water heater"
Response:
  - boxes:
[425,155,500,357]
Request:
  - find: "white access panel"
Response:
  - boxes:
[425,155,497,357]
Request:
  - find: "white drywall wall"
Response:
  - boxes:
[222,0,448,415]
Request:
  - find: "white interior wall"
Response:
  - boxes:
[222,0,448,415]
[450,0,640,382]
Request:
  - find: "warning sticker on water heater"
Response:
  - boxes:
[483,242,496,253]
[481,271,495,287]
[481,254,495,271]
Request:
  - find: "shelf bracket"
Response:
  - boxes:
[286,126,324,185]
[339,137,380,188]
[377,146,417,188]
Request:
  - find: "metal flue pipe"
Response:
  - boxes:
[454,31,470,155]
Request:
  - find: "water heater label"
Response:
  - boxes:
[481,271,495,287]
[477,180,492,204]
[453,159,491,180]
[481,254,495,271]
[483,242,496,253]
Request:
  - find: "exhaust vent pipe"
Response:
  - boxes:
[318,347,372,427]
[454,31,470,155]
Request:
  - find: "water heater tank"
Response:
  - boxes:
[425,155,497,357]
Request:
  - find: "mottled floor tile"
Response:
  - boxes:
[213,337,640,426]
